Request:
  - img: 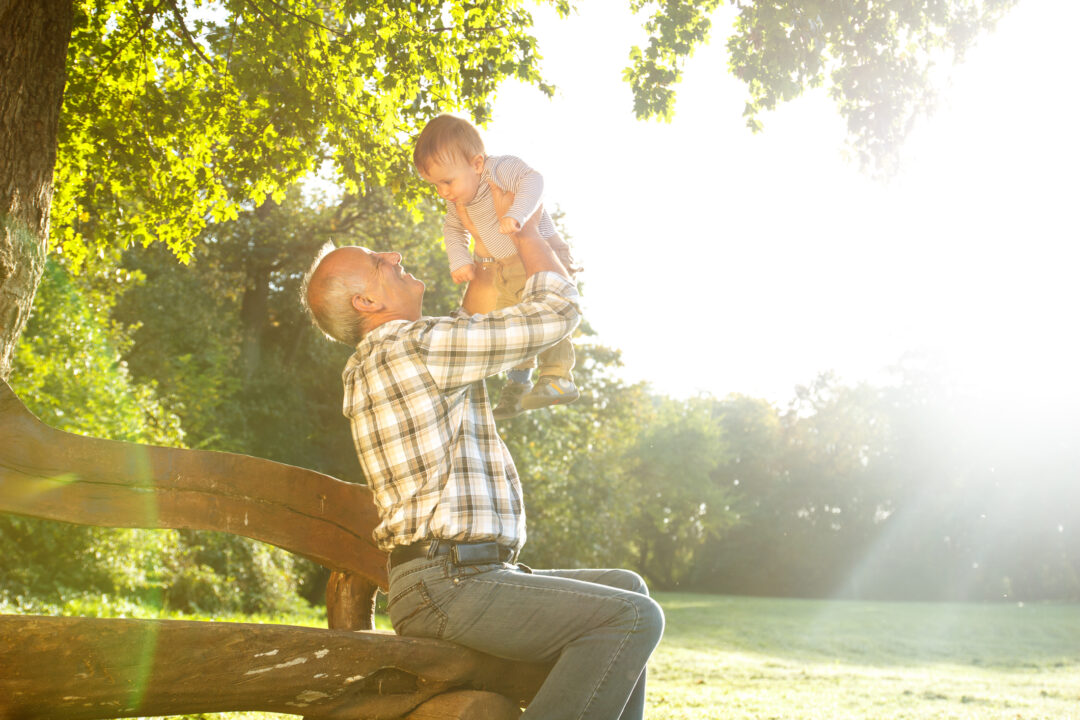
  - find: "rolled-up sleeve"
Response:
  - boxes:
[418,272,580,389]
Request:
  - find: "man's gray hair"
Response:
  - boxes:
[300,241,367,346]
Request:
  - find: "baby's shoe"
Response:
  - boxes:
[521,376,579,410]
[493,381,531,420]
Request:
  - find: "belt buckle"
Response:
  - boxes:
[451,541,504,566]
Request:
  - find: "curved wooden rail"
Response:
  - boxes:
[0,379,387,590]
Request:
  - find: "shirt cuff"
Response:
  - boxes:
[522,271,579,303]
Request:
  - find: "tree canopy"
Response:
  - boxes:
[53,0,551,270]
[627,0,1018,174]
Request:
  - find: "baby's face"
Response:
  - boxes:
[420,153,485,205]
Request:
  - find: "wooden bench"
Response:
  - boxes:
[0,379,549,719]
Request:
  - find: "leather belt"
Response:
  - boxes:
[390,540,515,568]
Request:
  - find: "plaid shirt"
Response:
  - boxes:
[343,271,581,553]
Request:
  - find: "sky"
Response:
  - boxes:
[480,0,1080,405]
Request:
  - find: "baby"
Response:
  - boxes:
[413,114,579,420]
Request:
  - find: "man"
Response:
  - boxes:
[302,185,663,719]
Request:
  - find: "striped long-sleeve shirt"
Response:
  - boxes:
[342,271,581,552]
[443,154,558,271]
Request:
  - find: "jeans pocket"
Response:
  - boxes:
[447,562,501,580]
[387,580,447,639]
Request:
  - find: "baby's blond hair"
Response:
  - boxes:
[413,114,485,173]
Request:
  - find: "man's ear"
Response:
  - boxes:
[470,153,485,174]
[352,293,383,314]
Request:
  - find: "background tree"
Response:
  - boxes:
[621,396,736,589]
[114,185,454,473]
[498,343,651,571]
[856,361,1080,602]
[694,393,784,591]
[626,0,1019,174]
[2,259,187,614]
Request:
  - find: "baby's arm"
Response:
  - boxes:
[491,156,543,234]
[444,205,477,284]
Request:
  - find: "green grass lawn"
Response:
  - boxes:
[648,593,1080,719]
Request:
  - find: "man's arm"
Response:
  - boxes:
[511,208,568,280]
[490,156,544,233]
[420,185,579,391]
[420,286,580,390]
[488,182,568,281]
[460,261,497,315]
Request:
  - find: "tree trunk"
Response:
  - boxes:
[239,198,277,382]
[240,259,270,382]
[0,0,74,380]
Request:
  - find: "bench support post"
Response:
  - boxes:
[326,570,380,630]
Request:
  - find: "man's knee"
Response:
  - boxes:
[629,593,665,647]
[609,568,650,597]
[609,572,663,639]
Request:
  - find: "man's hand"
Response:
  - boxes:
[487,182,515,223]
[451,263,477,284]
[488,181,566,280]
[488,182,543,242]
[498,215,521,235]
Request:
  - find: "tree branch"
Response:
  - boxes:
[91,0,169,85]
[250,0,350,38]
[167,0,218,73]
[427,25,509,33]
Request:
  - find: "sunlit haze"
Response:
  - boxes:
[481,0,1079,405]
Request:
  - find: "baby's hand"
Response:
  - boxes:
[451,264,477,284]
[499,215,521,235]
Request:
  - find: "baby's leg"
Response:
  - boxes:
[494,258,534,374]
[537,338,575,381]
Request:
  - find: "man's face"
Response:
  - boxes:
[361,248,425,316]
[419,153,485,205]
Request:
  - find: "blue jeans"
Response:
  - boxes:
[387,556,664,719]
